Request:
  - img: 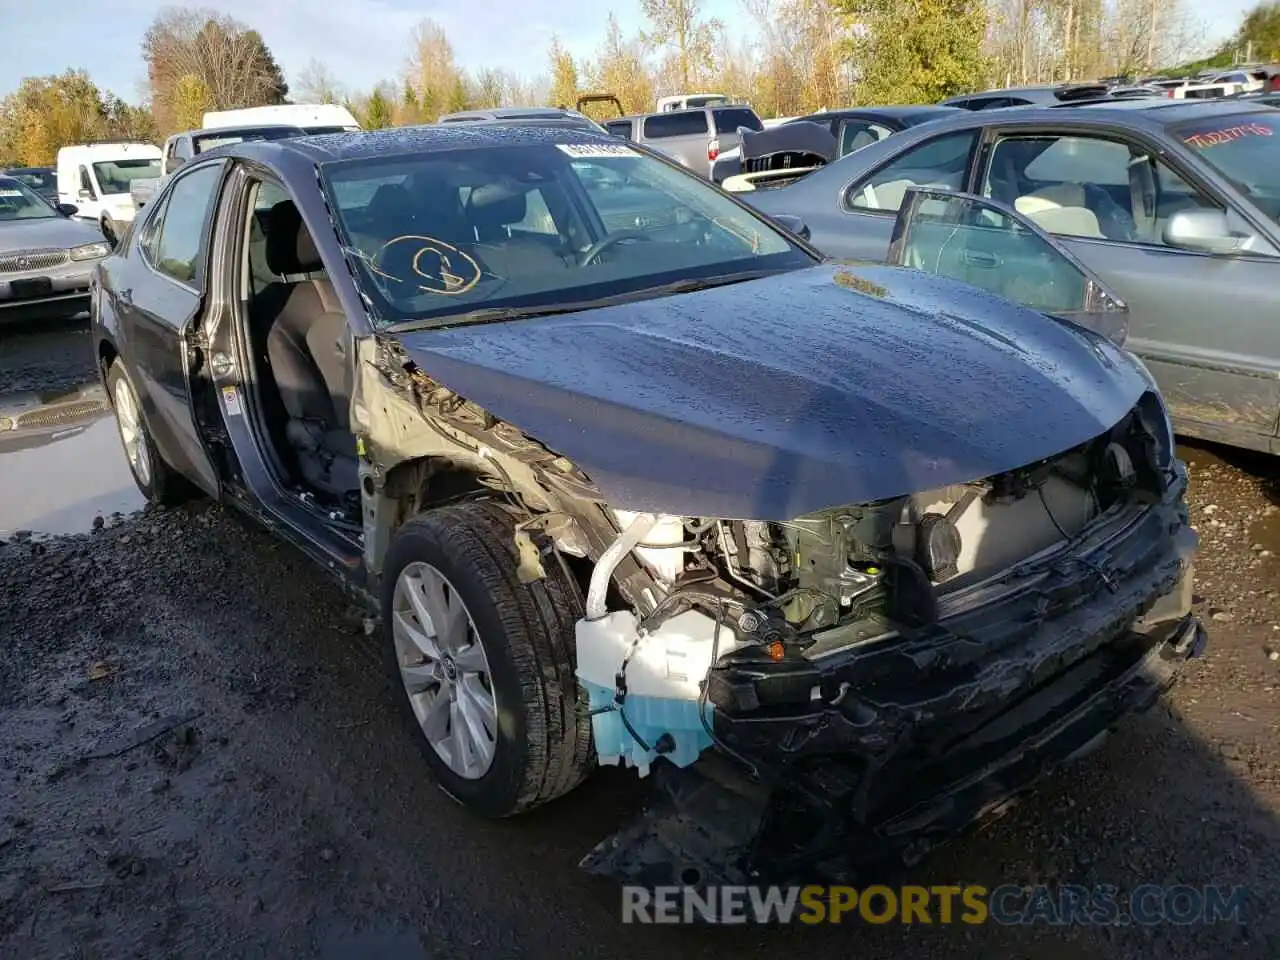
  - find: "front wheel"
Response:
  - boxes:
[381,500,592,818]
[106,360,189,505]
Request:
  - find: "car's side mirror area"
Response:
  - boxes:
[56,203,78,217]
[772,213,811,241]
[165,157,184,175]
[77,188,94,203]
[1163,208,1247,254]
[100,219,118,248]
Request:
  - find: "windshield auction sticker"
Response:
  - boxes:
[556,143,638,158]
[1183,122,1274,149]
[0,189,23,198]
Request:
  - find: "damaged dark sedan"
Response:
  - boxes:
[89,124,1204,888]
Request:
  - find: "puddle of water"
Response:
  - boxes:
[0,385,145,537]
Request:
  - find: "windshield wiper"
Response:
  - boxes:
[383,269,781,334]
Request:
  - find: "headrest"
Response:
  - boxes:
[367,183,412,222]
[1015,182,1087,214]
[466,181,527,227]
[265,199,322,275]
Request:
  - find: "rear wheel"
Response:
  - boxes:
[381,500,592,817]
[106,360,189,505]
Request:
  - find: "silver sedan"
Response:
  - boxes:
[0,176,112,323]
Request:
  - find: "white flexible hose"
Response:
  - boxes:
[585,512,659,620]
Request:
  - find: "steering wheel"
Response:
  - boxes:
[578,230,652,266]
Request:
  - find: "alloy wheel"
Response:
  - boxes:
[113,375,151,487]
[391,561,499,779]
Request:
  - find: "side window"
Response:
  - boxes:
[846,130,978,213]
[605,120,633,140]
[176,139,192,160]
[246,181,291,296]
[642,111,709,139]
[148,164,222,285]
[889,188,1124,334]
[510,187,556,235]
[78,165,96,198]
[713,109,763,133]
[839,122,894,157]
[138,192,170,260]
[983,134,1221,245]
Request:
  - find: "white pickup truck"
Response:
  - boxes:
[130,124,308,212]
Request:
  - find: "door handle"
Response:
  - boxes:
[962,250,1000,269]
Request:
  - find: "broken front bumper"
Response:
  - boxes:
[582,468,1203,887]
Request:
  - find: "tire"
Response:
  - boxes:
[106,360,190,506]
[381,500,592,817]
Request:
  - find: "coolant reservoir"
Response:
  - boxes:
[613,510,686,583]
[576,609,739,776]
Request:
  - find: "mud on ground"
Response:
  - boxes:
[0,322,1278,959]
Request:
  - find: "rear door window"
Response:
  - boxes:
[642,111,709,139]
[605,120,634,140]
[845,130,979,213]
[713,108,763,133]
[148,164,223,286]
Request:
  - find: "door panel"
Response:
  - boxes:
[979,127,1280,445]
[1057,237,1280,441]
[887,188,1128,345]
[116,162,227,495]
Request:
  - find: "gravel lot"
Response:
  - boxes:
[1,319,1277,958]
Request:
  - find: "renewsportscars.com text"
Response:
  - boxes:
[621,883,1250,925]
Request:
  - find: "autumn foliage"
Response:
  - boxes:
[0,0,1262,166]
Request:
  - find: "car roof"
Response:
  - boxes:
[909,96,1277,133]
[241,123,624,165]
[178,124,307,137]
[1,166,53,173]
[802,105,964,124]
[439,107,584,121]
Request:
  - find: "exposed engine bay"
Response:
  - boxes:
[366,343,1198,888]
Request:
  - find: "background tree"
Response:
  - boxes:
[841,0,990,103]
[584,14,654,115]
[295,58,343,104]
[143,7,288,135]
[1223,1,1280,62]
[547,36,580,108]
[640,0,723,91]
[361,84,395,129]
[0,71,109,165]
[171,73,212,130]
[406,18,465,122]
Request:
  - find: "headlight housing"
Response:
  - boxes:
[70,241,111,262]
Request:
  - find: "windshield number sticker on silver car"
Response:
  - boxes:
[555,144,638,158]
[221,385,243,417]
[0,190,23,198]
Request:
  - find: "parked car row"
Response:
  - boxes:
[747,96,1280,456]
[87,115,1203,888]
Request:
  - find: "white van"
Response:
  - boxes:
[201,104,360,134]
[56,142,163,240]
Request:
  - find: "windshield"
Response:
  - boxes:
[194,128,303,153]
[6,169,54,192]
[321,141,811,328]
[1176,112,1280,220]
[92,158,162,195]
[0,177,55,219]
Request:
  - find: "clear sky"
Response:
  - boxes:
[0,0,1256,104]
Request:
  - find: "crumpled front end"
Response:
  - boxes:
[574,390,1203,886]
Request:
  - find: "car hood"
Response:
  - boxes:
[0,216,102,250]
[394,264,1149,520]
